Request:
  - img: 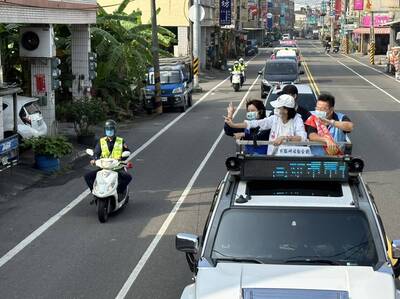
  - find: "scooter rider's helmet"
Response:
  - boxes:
[239,58,244,63]
[234,60,239,65]
[104,119,117,138]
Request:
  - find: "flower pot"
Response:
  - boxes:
[77,134,96,147]
[35,155,60,172]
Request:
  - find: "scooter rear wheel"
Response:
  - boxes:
[98,198,109,223]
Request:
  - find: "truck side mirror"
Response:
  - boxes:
[176,233,199,273]
[258,70,263,75]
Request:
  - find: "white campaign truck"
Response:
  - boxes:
[175,142,400,299]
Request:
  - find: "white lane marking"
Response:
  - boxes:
[115,75,261,299]
[0,189,90,269]
[341,54,400,84]
[0,54,262,269]
[305,42,400,105]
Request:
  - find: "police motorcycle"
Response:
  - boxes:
[229,61,243,92]
[86,149,133,223]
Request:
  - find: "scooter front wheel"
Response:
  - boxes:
[98,198,110,223]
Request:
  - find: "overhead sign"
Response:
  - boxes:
[220,0,232,26]
[189,5,205,22]
[354,0,364,10]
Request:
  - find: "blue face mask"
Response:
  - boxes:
[105,129,115,137]
[246,111,258,121]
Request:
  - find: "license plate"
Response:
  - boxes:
[161,97,168,102]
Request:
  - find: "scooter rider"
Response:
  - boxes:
[84,119,132,195]
[230,61,241,82]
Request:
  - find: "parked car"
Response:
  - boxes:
[259,59,301,98]
[2,95,47,139]
[245,39,259,56]
[143,57,193,113]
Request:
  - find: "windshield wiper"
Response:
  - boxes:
[215,257,264,264]
[284,258,341,265]
[212,250,264,264]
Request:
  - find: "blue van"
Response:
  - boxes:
[143,57,193,113]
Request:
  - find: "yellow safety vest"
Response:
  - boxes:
[100,137,123,159]
[239,63,246,71]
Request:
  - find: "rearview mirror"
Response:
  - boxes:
[176,233,199,273]
[299,70,305,75]
[176,233,199,254]
[258,70,263,75]
[86,149,94,156]
[228,68,232,72]
[121,151,131,158]
[392,240,400,259]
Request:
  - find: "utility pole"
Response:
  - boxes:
[369,11,375,65]
[150,0,162,114]
[193,0,202,91]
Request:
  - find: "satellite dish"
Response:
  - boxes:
[189,5,205,22]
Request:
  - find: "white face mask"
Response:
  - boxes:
[314,110,327,119]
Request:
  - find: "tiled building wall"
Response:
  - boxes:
[0,4,96,24]
[71,24,91,99]
[31,59,56,135]
[177,27,190,57]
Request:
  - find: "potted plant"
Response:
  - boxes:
[23,136,73,172]
[64,97,106,146]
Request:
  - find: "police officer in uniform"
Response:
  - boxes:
[84,120,132,197]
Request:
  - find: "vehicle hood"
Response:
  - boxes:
[194,263,395,299]
[145,83,183,94]
[264,74,298,83]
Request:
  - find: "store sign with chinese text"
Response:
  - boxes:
[220,0,232,26]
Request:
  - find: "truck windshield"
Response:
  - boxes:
[265,63,297,76]
[212,208,378,266]
[148,71,181,84]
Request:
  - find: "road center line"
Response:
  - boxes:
[0,55,260,269]
[115,75,261,299]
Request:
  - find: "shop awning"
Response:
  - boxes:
[381,19,400,26]
[353,27,390,34]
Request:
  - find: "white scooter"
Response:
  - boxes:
[230,70,242,92]
[86,149,133,223]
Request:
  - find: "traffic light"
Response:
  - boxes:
[51,57,62,90]
[88,52,97,80]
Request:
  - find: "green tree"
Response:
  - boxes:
[91,0,176,117]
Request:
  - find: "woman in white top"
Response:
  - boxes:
[224,94,307,155]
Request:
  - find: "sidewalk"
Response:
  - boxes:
[0,133,87,202]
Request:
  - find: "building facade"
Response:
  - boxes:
[0,0,96,140]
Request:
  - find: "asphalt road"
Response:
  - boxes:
[0,52,264,298]
[301,40,400,240]
[0,40,399,299]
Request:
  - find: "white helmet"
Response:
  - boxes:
[239,58,244,63]
[234,60,239,65]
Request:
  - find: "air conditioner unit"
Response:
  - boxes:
[19,26,55,58]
